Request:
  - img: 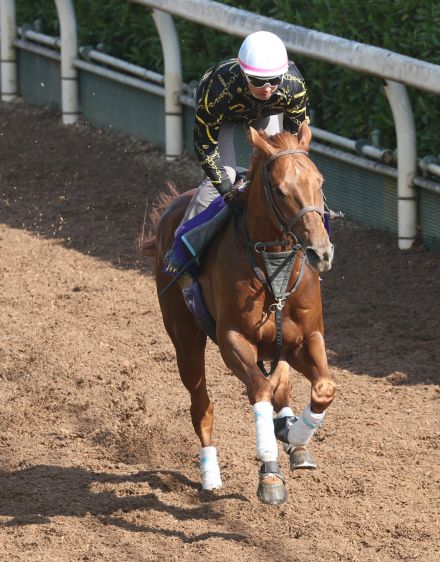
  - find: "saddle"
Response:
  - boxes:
[162,173,249,343]
[164,194,233,278]
[164,171,249,278]
[163,194,233,344]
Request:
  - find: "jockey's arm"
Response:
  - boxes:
[193,78,234,196]
[282,78,310,135]
[193,127,233,196]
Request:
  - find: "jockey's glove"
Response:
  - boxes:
[216,178,233,196]
[223,187,243,213]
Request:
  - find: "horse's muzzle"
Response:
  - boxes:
[305,243,334,273]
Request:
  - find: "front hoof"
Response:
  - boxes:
[257,479,288,505]
[289,447,317,470]
[257,461,288,505]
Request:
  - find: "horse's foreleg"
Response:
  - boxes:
[220,332,287,505]
[174,336,222,490]
[271,360,300,450]
[292,330,335,414]
[220,332,278,459]
[251,393,288,505]
[283,331,336,468]
[270,360,293,414]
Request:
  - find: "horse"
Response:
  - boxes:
[148,121,335,505]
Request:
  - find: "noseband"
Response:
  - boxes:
[263,149,324,233]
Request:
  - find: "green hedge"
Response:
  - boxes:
[16,0,440,157]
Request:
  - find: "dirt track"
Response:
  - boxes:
[0,101,439,562]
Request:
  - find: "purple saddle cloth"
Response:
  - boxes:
[166,195,230,278]
[181,281,217,343]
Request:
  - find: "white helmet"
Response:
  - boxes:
[238,31,288,77]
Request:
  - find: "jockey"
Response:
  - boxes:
[165,30,310,275]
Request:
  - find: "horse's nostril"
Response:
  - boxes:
[306,246,333,272]
[306,248,320,266]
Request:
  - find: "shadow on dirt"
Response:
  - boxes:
[0,466,247,541]
[1,103,439,386]
[0,103,200,271]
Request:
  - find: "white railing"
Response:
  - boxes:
[1,0,440,248]
[132,0,440,95]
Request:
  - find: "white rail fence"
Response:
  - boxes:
[1,0,439,250]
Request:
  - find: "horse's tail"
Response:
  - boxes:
[138,182,180,257]
[139,235,156,256]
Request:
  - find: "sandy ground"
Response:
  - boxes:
[0,101,439,562]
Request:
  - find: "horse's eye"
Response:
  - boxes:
[273,185,286,199]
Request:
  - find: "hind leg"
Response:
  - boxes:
[155,201,221,489]
[174,333,222,490]
[174,334,212,446]
[161,289,222,490]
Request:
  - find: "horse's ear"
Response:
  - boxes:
[297,120,312,150]
[249,127,275,157]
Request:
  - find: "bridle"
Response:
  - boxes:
[263,149,324,234]
[237,148,325,377]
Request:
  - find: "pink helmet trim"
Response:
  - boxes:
[238,57,288,76]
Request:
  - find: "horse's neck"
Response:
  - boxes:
[245,214,280,243]
[245,176,281,243]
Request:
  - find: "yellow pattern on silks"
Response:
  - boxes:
[294,90,307,99]
[195,113,218,145]
[286,105,308,116]
[230,104,246,112]
[193,58,310,191]
[203,90,211,116]
[194,143,224,187]
[283,73,306,86]
[201,60,239,116]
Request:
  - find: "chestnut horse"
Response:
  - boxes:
[151,122,335,505]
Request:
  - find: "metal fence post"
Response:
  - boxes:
[383,80,417,249]
[0,0,18,102]
[151,9,183,160]
[54,0,80,124]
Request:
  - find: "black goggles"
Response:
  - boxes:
[245,74,283,88]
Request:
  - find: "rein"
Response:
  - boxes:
[241,148,322,377]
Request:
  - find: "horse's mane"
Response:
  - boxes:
[248,130,300,180]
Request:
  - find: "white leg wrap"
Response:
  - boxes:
[287,403,325,447]
[277,406,295,418]
[199,446,222,490]
[275,407,297,453]
[253,401,278,462]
